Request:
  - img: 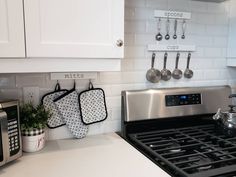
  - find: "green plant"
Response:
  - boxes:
[20,103,52,131]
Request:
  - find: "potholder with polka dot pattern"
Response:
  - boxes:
[42,83,68,129]
[54,90,88,139]
[78,82,108,125]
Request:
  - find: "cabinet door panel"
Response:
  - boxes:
[0,0,25,58]
[227,0,236,59]
[24,0,124,58]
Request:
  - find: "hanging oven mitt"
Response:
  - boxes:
[42,83,68,129]
[78,82,108,125]
[54,87,88,139]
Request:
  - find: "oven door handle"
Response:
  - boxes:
[0,111,8,166]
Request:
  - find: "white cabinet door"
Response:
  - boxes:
[227,0,236,59]
[0,0,25,57]
[227,0,236,66]
[24,0,124,58]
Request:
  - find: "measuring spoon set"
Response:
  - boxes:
[146,52,193,83]
[156,18,187,41]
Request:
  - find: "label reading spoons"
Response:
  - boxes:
[156,18,163,41]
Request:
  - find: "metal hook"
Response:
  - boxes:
[89,79,94,90]
[54,80,61,91]
[73,79,76,90]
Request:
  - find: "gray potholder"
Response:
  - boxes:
[78,82,107,125]
[54,90,88,138]
[42,83,68,129]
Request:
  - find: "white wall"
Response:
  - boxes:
[1,0,236,140]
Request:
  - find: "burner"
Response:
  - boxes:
[169,142,181,153]
[196,156,212,171]
[190,150,213,171]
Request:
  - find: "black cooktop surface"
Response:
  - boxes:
[124,116,236,177]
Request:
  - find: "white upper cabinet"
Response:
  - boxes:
[0,0,25,57]
[24,0,124,58]
[227,0,236,66]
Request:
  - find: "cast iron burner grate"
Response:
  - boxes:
[129,124,236,177]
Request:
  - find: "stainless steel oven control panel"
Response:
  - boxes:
[122,86,231,122]
[165,93,201,106]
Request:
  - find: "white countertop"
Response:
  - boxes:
[0,133,170,177]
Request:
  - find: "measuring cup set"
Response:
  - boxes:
[156,18,187,41]
[146,52,193,83]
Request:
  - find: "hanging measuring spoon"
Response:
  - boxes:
[181,20,187,39]
[165,18,170,40]
[173,19,178,40]
[155,18,163,41]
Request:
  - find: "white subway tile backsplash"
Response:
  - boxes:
[1,0,234,140]
[124,34,135,46]
[192,35,213,47]
[191,80,228,87]
[0,74,15,88]
[207,2,227,14]
[106,96,121,109]
[134,59,152,71]
[135,34,155,45]
[213,36,228,46]
[110,84,135,96]
[190,1,208,13]
[167,0,191,11]
[125,8,135,20]
[93,84,112,97]
[46,127,73,140]
[101,119,121,133]
[111,108,121,120]
[132,71,148,83]
[16,74,47,88]
[204,47,224,58]
[214,15,229,25]
[125,0,146,8]
[196,13,216,25]
[146,0,168,9]
[0,88,22,101]
[206,25,228,36]
[134,8,153,20]
[124,46,146,58]
[186,23,206,35]
[203,70,221,80]
[125,20,146,33]
[99,72,123,84]
[194,47,205,57]
[146,20,157,34]
[212,59,227,69]
[121,59,134,71]
[87,123,103,136]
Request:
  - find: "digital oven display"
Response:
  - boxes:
[165,93,201,107]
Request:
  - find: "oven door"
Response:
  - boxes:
[0,111,8,166]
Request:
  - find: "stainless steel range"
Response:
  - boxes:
[121,86,236,177]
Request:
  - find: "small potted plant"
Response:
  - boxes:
[20,103,51,152]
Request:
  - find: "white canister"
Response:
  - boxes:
[22,132,45,153]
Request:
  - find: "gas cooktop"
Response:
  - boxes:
[121,86,236,177]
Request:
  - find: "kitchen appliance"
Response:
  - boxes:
[213,94,236,137]
[121,86,236,177]
[0,100,22,167]
[146,53,161,83]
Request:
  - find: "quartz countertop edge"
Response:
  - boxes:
[0,133,170,177]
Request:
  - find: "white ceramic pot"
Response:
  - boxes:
[22,130,46,153]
